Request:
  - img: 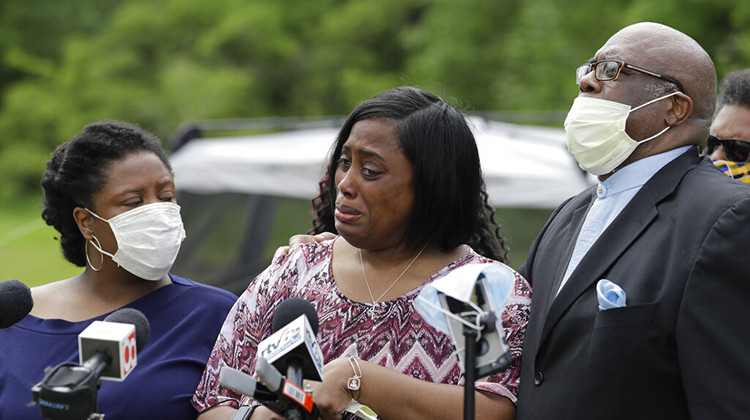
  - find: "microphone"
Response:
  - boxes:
[415,264,514,420]
[261,298,324,383]
[31,308,151,420]
[78,307,150,380]
[219,361,319,420]
[415,264,513,377]
[0,279,34,328]
[270,298,320,336]
[256,298,324,420]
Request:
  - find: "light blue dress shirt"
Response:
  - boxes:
[556,146,691,295]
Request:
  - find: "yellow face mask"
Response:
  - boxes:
[713,160,750,184]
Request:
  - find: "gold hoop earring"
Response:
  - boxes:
[86,235,104,272]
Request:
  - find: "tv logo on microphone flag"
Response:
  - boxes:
[78,320,138,381]
[258,314,324,381]
[123,330,137,375]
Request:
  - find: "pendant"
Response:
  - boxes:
[368,305,377,320]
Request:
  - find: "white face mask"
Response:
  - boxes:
[564,91,681,176]
[87,202,186,281]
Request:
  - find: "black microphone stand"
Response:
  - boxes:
[462,322,479,420]
[462,311,498,420]
[440,285,511,420]
[285,358,305,420]
[31,356,109,420]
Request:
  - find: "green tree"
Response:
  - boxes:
[1,0,750,202]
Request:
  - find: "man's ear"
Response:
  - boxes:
[665,92,693,126]
[73,207,94,240]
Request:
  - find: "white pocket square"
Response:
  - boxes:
[596,279,627,311]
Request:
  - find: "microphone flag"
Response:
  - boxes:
[78,320,137,381]
[257,314,324,382]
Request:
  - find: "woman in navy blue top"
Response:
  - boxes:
[0,120,236,419]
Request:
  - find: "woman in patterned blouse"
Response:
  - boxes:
[193,87,531,420]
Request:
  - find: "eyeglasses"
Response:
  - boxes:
[704,135,750,162]
[575,60,685,92]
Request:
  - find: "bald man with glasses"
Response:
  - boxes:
[517,22,750,420]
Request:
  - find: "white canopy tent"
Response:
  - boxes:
[167,117,592,294]
[169,117,591,208]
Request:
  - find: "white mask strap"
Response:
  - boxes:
[84,208,116,258]
[417,297,492,364]
[637,125,671,144]
[88,238,116,259]
[417,296,486,334]
[630,90,681,113]
[630,91,679,144]
[85,208,109,223]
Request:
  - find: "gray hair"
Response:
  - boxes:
[643,78,681,98]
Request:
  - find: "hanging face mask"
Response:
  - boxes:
[86,202,186,281]
[415,263,515,375]
[713,160,750,184]
[565,91,681,176]
[415,264,514,341]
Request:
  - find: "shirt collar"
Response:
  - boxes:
[596,146,691,199]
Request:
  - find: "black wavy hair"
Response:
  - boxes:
[311,86,509,262]
[41,120,171,267]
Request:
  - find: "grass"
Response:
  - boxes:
[499,207,553,269]
[0,197,81,287]
[0,195,553,290]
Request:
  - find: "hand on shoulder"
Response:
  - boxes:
[272,232,338,260]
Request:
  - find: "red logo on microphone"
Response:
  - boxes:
[122,331,137,376]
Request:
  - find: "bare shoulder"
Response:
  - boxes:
[437,244,472,267]
[30,277,79,318]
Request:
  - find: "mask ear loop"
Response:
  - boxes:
[417,297,487,360]
[629,90,681,113]
[86,235,104,272]
[629,91,681,145]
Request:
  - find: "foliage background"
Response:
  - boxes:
[1,0,749,284]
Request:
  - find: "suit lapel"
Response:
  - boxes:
[538,149,701,346]
[524,190,594,327]
[545,201,593,308]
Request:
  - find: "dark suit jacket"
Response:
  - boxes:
[516,149,750,420]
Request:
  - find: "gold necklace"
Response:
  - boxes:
[358,246,426,319]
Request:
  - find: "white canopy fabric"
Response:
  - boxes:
[169,117,592,208]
